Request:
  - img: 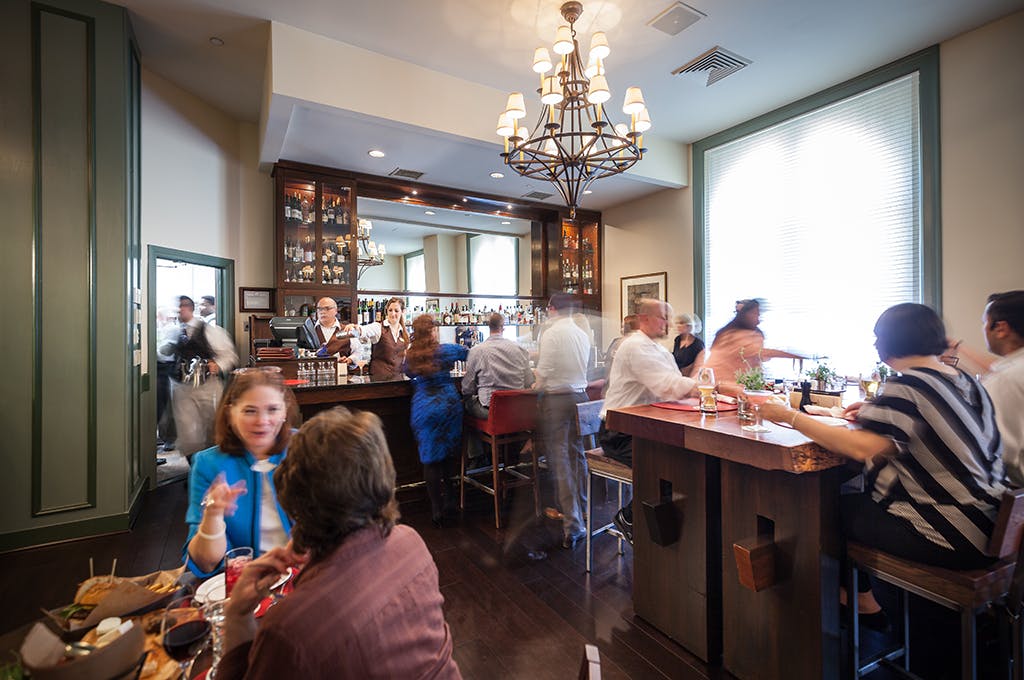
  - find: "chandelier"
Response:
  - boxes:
[497,1,651,217]
[354,218,385,280]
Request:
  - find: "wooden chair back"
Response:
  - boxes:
[986,488,1024,559]
[576,399,604,451]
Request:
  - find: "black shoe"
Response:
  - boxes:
[841,604,892,633]
[613,509,634,545]
[562,531,585,550]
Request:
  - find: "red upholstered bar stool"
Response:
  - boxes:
[459,389,540,529]
[577,399,632,573]
[847,488,1024,680]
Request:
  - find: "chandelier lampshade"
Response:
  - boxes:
[496,1,650,216]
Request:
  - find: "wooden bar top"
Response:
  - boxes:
[606,404,845,474]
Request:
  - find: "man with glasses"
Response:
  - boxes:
[303,297,353,358]
[600,298,697,543]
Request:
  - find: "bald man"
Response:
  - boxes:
[600,298,697,543]
[304,297,352,358]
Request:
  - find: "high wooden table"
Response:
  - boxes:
[606,405,848,680]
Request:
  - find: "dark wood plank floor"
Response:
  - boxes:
[0,475,995,679]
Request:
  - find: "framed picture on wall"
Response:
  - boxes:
[239,287,275,313]
[620,272,667,320]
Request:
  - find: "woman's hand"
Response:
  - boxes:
[843,401,864,420]
[224,544,309,619]
[759,401,792,424]
[201,473,247,518]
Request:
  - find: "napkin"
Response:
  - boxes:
[805,404,846,419]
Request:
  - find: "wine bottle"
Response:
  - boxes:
[799,382,813,412]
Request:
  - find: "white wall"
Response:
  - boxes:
[940,10,1024,347]
[601,10,1024,355]
[358,253,402,290]
[141,67,273,361]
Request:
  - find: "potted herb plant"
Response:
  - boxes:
[806,363,842,392]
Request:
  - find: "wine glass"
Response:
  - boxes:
[161,596,211,679]
[224,546,254,598]
[354,338,371,382]
[742,389,774,433]
[695,367,717,414]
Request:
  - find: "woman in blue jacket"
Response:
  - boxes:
[184,367,300,576]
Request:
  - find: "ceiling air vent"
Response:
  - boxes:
[672,46,751,86]
[522,190,553,200]
[388,167,424,180]
[648,2,705,36]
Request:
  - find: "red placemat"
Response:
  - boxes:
[652,398,738,412]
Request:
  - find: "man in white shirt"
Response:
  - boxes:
[535,293,591,549]
[165,295,238,457]
[198,295,217,325]
[978,291,1024,486]
[600,298,697,542]
[305,297,352,358]
[463,313,534,419]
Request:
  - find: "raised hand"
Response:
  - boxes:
[201,472,247,518]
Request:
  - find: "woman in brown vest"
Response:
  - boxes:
[345,297,410,377]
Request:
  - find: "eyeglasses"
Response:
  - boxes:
[316,306,337,312]
[233,365,283,375]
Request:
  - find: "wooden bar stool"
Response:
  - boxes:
[846,488,1024,680]
[577,399,632,573]
[460,389,540,529]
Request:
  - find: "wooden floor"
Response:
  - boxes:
[0,475,998,679]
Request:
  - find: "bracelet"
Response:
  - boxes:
[196,526,226,540]
[788,410,800,428]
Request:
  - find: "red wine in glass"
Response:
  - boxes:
[163,619,212,662]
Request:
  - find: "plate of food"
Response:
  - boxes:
[48,567,186,635]
[193,574,225,605]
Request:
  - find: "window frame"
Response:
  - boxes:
[691,46,941,339]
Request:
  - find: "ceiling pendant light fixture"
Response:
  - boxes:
[497,1,650,217]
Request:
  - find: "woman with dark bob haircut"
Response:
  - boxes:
[184,368,301,576]
[761,303,1007,630]
[217,407,461,680]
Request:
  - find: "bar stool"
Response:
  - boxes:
[460,389,540,529]
[577,399,632,573]
[846,488,1024,679]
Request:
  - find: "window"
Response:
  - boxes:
[468,233,518,310]
[404,250,426,312]
[694,49,939,377]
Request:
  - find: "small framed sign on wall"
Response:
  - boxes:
[239,287,275,313]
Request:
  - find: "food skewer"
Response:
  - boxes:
[109,558,117,583]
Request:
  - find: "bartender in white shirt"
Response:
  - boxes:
[307,297,352,358]
[343,297,409,376]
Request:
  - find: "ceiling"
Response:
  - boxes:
[121,0,1024,210]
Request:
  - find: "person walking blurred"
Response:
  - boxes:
[534,293,590,549]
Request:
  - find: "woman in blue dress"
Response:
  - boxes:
[404,314,469,525]
[184,367,300,576]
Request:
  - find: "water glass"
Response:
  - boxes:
[224,546,253,597]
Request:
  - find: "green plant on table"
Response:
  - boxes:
[875,362,890,382]
[735,348,767,391]
[806,363,840,389]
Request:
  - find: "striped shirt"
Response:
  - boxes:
[858,367,1007,555]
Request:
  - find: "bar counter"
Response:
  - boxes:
[606,404,848,680]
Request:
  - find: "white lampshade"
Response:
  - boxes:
[614,123,629,138]
[585,54,601,79]
[540,76,563,105]
[505,92,526,120]
[496,112,514,137]
[587,74,611,104]
[543,137,558,155]
[634,107,652,132]
[589,31,610,60]
[532,47,552,74]
[622,86,646,115]
[515,126,530,142]
[553,25,573,54]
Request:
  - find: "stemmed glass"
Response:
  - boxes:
[354,338,371,383]
[161,596,211,679]
[742,389,774,433]
[695,367,717,414]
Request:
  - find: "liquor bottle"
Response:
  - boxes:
[300,194,311,224]
[327,199,335,224]
[442,306,453,326]
[375,300,383,323]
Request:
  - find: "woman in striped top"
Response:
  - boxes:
[761,303,1007,627]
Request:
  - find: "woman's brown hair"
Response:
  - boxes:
[385,296,409,343]
[274,406,399,562]
[213,369,300,456]
[405,314,439,376]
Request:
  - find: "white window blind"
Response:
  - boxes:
[405,252,426,312]
[702,73,922,375]
[469,234,518,311]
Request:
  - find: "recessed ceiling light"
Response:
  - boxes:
[209,36,224,47]
[462,198,468,203]
[490,172,504,179]
[411,190,418,195]
[367,149,386,158]
[501,221,511,225]
[424,210,436,216]
[583,189,593,195]
[506,204,512,210]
